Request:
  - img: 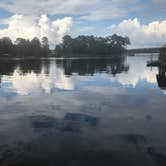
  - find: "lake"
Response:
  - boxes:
[0,55,166,166]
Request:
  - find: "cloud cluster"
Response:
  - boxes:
[0,14,73,46]
[0,0,165,21]
[107,18,166,48]
[0,0,166,47]
[0,0,139,21]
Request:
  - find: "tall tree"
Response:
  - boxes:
[41,37,49,56]
[30,37,41,56]
[13,38,31,57]
[0,37,13,55]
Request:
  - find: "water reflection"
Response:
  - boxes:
[55,58,129,76]
[0,55,166,166]
[0,59,47,75]
[0,57,129,76]
[0,56,161,96]
[0,57,130,96]
[31,113,99,133]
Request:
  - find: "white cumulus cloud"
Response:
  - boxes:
[0,14,73,47]
[107,18,166,48]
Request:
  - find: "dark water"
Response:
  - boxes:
[0,55,166,166]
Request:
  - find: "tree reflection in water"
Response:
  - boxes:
[0,56,129,87]
[0,57,128,76]
[55,57,129,76]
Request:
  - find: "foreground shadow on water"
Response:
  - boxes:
[0,113,166,166]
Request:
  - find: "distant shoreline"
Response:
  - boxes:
[126,47,159,54]
[0,53,159,61]
[0,56,124,60]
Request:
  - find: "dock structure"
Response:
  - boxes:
[157,63,166,90]
[147,44,166,67]
[147,60,160,67]
[157,44,166,89]
[146,44,166,90]
[159,44,166,62]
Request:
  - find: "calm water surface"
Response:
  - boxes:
[0,55,166,166]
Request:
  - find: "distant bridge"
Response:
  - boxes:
[127,48,160,54]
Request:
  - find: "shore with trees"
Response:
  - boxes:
[0,34,130,58]
[55,34,130,57]
[0,37,50,58]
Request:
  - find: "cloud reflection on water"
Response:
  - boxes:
[0,55,161,96]
[108,56,158,87]
[1,62,74,95]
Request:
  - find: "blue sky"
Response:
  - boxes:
[0,0,166,48]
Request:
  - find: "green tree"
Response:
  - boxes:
[41,37,49,56]
[55,34,130,56]
[0,37,13,55]
[107,34,130,52]
[13,38,31,57]
[30,37,41,56]
[62,35,73,53]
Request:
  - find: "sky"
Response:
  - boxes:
[0,0,166,48]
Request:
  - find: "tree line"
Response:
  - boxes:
[55,34,130,56]
[0,34,130,57]
[0,37,49,57]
